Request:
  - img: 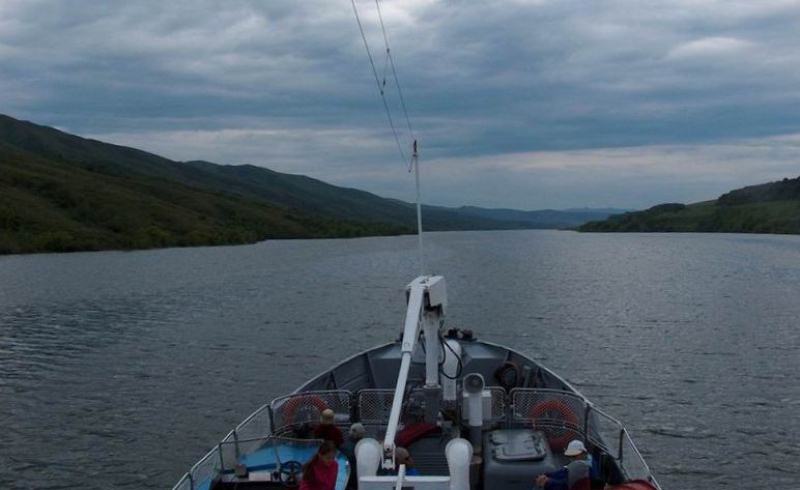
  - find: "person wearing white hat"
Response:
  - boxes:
[535,439,592,490]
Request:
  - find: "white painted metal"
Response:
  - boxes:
[383,353,410,468]
[445,438,473,490]
[400,278,425,353]
[394,464,406,490]
[441,339,461,401]
[358,476,450,490]
[383,275,447,469]
[413,140,424,275]
[467,392,484,427]
[356,438,383,485]
[424,276,447,315]
[423,313,440,387]
[462,373,485,451]
[462,390,492,422]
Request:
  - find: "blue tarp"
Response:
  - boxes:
[196,442,349,490]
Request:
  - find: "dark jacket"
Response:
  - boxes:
[313,424,344,448]
[543,459,591,490]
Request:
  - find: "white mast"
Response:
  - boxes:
[350,0,424,274]
[412,139,425,274]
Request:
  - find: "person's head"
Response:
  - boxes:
[349,423,366,441]
[320,408,335,426]
[563,440,587,460]
[395,447,413,466]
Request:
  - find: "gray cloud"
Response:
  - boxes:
[2,0,800,209]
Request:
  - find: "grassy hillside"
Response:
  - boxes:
[579,177,800,234]
[0,113,620,254]
[180,161,528,231]
[0,115,519,233]
[0,145,403,254]
[0,124,405,254]
[0,114,525,254]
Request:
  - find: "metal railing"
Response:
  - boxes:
[356,387,437,426]
[173,473,192,490]
[175,388,660,490]
[218,436,323,474]
[235,403,272,441]
[509,388,661,489]
[511,388,587,452]
[357,389,398,425]
[487,386,507,423]
[176,445,223,490]
[271,390,352,434]
[172,391,348,490]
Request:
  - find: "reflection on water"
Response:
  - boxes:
[1,230,799,489]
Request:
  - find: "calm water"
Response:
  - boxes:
[1,230,799,489]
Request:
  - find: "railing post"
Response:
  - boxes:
[272,436,282,467]
[618,429,625,463]
[583,403,591,440]
[233,430,240,459]
[269,404,276,435]
[218,444,225,473]
[187,473,194,490]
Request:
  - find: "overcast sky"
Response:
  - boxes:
[2,0,800,210]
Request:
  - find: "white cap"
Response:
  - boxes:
[349,422,366,439]
[564,440,587,457]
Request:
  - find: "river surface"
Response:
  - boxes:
[1,230,799,489]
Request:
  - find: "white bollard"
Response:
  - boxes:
[355,438,383,488]
[445,438,473,490]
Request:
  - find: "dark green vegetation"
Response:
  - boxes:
[0,115,407,254]
[580,177,800,234]
[0,114,619,254]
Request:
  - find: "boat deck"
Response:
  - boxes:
[174,338,661,490]
[202,441,349,490]
[406,434,450,475]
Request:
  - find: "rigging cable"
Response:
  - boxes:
[350,0,408,165]
[374,0,415,149]
[350,0,425,274]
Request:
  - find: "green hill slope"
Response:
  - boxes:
[0,113,620,254]
[0,146,403,254]
[0,120,405,254]
[0,115,517,233]
[579,177,800,234]
[179,160,521,231]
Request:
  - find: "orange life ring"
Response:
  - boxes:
[529,399,579,451]
[282,394,329,425]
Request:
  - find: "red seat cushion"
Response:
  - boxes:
[396,422,440,448]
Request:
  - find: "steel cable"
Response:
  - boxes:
[350,0,408,165]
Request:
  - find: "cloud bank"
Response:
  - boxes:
[2,0,800,208]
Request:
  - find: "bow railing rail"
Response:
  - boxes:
[174,388,660,490]
[509,388,661,489]
[172,391,349,490]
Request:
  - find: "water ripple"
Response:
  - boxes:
[1,231,799,489]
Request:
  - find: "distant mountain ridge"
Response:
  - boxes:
[580,176,800,234]
[456,206,629,229]
[0,114,620,254]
